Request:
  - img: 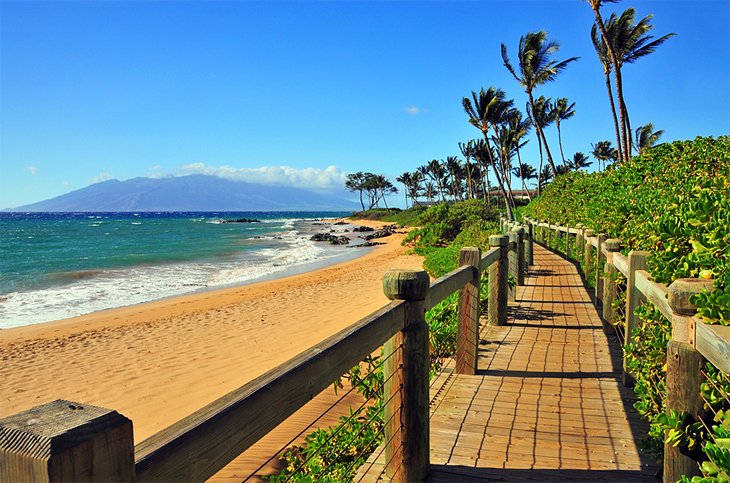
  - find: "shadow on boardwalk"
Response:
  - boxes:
[358,244,659,482]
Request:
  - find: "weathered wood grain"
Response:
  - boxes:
[634,270,672,321]
[695,321,730,374]
[426,265,475,311]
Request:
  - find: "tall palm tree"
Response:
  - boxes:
[590,7,675,162]
[423,182,437,203]
[501,31,578,177]
[571,152,592,170]
[591,140,618,171]
[634,123,664,155]
[591,23,624,163]
[458,140,476,200]
[445,156,464,200]
[539,165,553,192]
[427,159,447,202]
[462,87,515,219]
[554,98,576,166]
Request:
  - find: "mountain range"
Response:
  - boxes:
[8,175,359,212]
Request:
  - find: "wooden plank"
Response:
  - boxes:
[0,400,134,482]
[634,270,672,321]
[457,248,480,375]
[134,300,406,482]
[589,236,598,248]
[613,252,629,277]
[426,265,475,311]
[479,247,500,272]
[695,321,730,374]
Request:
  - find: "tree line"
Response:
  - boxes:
[345,0,674,220]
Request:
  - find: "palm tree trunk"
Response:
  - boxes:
[590,3,630,163]
[556,119,567,166]
[536,132,544,196]
[528,91,558,176]
[603,69,624,162]
[484,138,513,220]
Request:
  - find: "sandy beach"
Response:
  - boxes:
[0,219,423,479]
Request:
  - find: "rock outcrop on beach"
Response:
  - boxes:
[310,233,350,245]
[221,218,261,223]
[361,225,398,241]
[352,226,375,232]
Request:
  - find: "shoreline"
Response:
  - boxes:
[0,219,423,447]
[0,216,373,330]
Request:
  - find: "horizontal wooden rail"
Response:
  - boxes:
[426,265,475,311]
[479,247,500,272]
[634,270,672,321]
[134,300,407,482]
[589,236,598,248]
[613,252,629,277]
[695,321,730,374]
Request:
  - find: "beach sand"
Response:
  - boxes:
[0,219,423,480]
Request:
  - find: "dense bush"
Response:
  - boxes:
[524,136,730,478]
[405,199,498,247]
[350,207,424,226]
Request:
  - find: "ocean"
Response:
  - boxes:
[0,211,363,329]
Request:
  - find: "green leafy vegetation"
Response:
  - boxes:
[525,136,730,476]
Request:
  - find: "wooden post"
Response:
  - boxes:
[583,229,594,288]
[595,233,607,304]
[0,400,134,482]
[488,235,509,326]
[624,250,649,386]
[565,225,572,260]
[382,269,430,482]
[664,279,710,483]
[516,227,525,286]
[525,223,534,266]
[507,230,518,301]
[457,247,481,375]
[546,221,551,248]
[602,239,622,335]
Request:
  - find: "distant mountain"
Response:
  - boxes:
[9,175,359,212]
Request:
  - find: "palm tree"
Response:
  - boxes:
[571,152,592,170]
[527,97,555,197]
[591,140,618,171]
[462,87,516,219]
[423,182,437,203]
[501,31,578,177]
[590,6,675,161]
[445,156,464,200]
[396,172,414,208]
[512,163,536,201]
[458,141,476,200]
[634,123,664,155]
[426,159,447,202]
[554,98,576,166]
[345,172,367,211]
[539,165,553,192]
[591,23,624,163]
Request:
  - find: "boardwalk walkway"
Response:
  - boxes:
[359,244,658,482]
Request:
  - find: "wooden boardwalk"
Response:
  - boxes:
[359,244,658,482]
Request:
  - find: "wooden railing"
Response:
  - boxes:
[521,216,730,483]
[0,232,531,482]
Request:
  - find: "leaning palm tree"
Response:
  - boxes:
[462,87,516,219]
[527,97,555,196]
[634,123,664,155]
[591,140,618,171]
[501,31,578,177]
[571,152,592,171]
[591,23,624,163]
[554,98,576,166]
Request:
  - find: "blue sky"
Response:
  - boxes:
[1,0,728,208]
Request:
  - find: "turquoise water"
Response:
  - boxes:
[0,211,355,327]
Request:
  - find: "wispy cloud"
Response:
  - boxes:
[26,166,38,175]
[90,172,114,184]
[176,163,347,191]
[405,106,428,116]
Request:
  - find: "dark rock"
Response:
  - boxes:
[221,218,261,223]
[334,221,347,225]
[363,230,392,240]
[352,226,375,232]
[310,233,350,245]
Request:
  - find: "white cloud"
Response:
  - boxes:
[26,166,38,175]
[405,106,428,116]
[176,163,347,191]
[90,172,114,184]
